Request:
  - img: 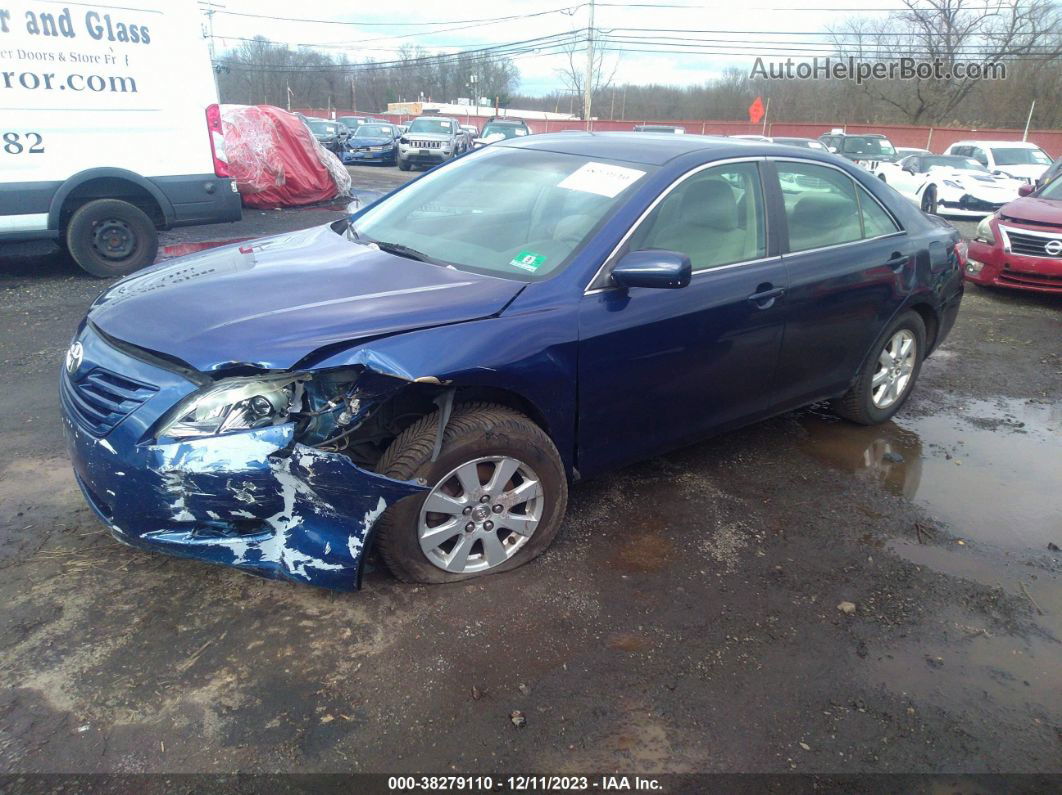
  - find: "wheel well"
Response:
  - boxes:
[341,382,551,469]
[910,303,940,351]
[59,178,165,231]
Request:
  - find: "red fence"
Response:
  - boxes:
[294,108,1061,156]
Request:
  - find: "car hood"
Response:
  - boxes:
[404,132,453,141]
[931,169,1019,189]
[994,163,1048,181]
[350,136,394,147]
[88,225,525,373]
[998,195,1062,226]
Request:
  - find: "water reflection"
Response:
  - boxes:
[798,398,1061,550]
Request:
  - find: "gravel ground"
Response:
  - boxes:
[0,168,1059,778]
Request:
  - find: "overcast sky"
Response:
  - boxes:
[204,0,904,96]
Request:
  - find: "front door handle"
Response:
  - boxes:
[747,285,786,308]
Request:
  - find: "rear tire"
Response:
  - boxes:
[66,199,158,278]
[832,311,926,425]
[373,403,568,584]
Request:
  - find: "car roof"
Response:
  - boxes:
[500,131,829,166]
[949,139,1042,148]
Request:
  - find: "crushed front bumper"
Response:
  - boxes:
[61,324,425,590]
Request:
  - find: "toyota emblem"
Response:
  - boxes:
[65,341,84,375]
[1044,239,1062,257]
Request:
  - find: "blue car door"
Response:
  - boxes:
[576,159,789,477]
[768,159,912,412]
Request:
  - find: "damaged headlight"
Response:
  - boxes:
[157,374,308,441]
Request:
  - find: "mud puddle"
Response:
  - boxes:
[798,398,1061,551]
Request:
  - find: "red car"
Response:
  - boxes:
[966,177,1062,294]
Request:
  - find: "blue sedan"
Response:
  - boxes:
[341,123,400,166]
[61,134,965,590]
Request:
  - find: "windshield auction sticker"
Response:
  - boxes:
[559,161,646,198]
[510,250,546,272]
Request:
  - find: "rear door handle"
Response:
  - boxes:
[747,285,786,308]
[885,252,910,270]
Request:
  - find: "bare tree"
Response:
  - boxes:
[554,34,619,119]
[829,0,1062,124]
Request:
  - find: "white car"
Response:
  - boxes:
[875,154,1025,216]
[943,140,1053,183]
[0,0,241,277]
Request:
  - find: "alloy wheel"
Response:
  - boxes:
[418,456,543,574]
[872,329,917,409]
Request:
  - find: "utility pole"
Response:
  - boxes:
[200,2,226,96]
[350,74,357,113]
[583,0,595,127]
[1022,99,1036,141]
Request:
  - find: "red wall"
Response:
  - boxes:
[293,108,1061,156]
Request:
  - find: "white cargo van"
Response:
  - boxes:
[0,0,240,276]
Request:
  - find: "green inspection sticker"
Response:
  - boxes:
[510,250,547,272]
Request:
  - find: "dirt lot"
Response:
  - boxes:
[0,166,1059,777]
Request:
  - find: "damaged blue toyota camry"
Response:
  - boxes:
[62,133,965,590]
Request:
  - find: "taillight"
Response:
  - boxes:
[205,104,229,178]
[955,239,969,266]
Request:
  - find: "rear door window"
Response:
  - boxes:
[776,162,863,252]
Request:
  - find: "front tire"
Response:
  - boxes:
[373,403,568,584]
[832,311,926,425]
[920,185,938,214]
[66,199,158,278]
[397,156,411,171]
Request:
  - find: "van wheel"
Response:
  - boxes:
[373,403,568,584]
[66,199,158,278]
[832,311,926,425]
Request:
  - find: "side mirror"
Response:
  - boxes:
[1018,183,1035,197]
[610,250,691,290]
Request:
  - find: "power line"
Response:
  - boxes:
[217,32,586,72]
[197,2,582,26]
[199,2,695,28]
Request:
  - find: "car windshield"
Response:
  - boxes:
[306,120,335,134]
[991,147,1052,166]
[338,118,365,128]
[409,118,455,134]
[482,123,525,139]
[925,156,987,171]
[841,137,896,156]
[348,147,655,280]
[355,125,392,138]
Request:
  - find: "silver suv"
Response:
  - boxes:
[397,116,465,171]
